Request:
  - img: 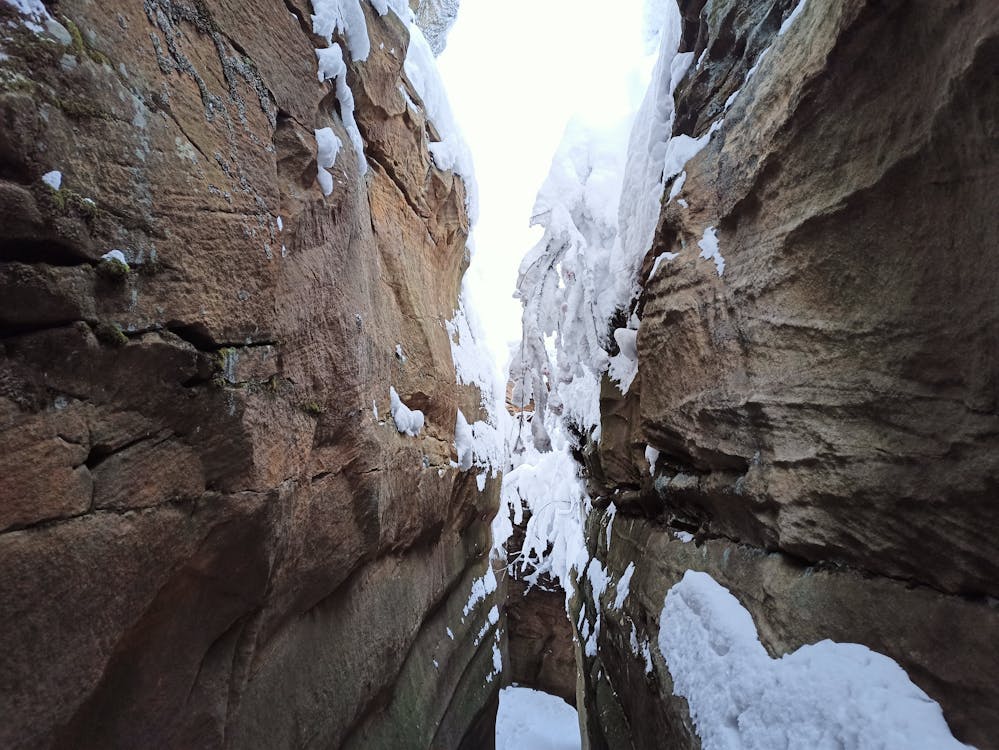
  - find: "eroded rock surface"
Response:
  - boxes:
[576,1,999,748]
[503,516,577,706]
[0,2,499,748]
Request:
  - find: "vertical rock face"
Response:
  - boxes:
[503,516,577,706]
[0,1,500,748]
[576,0,999,748]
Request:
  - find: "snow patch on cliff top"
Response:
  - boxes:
[310,0,476,208]
[402,18,478,220]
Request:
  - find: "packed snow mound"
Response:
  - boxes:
[659,571,972,750]
[389,387,424,436]
[495,686,581,750]
[314,127,342,195]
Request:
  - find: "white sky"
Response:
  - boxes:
[437,0,657,375]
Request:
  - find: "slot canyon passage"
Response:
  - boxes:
[0,0,998,747]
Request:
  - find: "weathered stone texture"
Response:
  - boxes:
[0,1,498,748]
[577,0,999,748]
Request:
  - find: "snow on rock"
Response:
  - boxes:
[446,291,506,478]
[401,19,477,220]
[583,558,612,656]
[315,44,366,176]
[470,603,501,650]
[587,559,610,603]
[629,622,656,674]
[613,562,635,610]
[495,686,581,750]
[41,171,62,190]
[314,127,342,195]
[369,0,412,21]
[366,0,476,217]
[447,293,499,400]
[658,570,972,750]
[605,502,617,550]
[608,326,640,392]
[502,429,590,589]
[312,0,371,62]
[389,386,424,436]
[645,445,660,475]
[662,119,723,187]
[3,0,69,40]
[697,226,725,277]
[100,250,129,269]
[4,0,47,21]
[778,0,809,36]
[463,564,498,617]
[650,251,678,278]
[609,3,690,318]
[312,0,370,60]
[455,409,475,471]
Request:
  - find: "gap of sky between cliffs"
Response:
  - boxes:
[437,0,664,374]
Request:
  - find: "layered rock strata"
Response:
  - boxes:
[575,0,999,748]
[0,1,499,748]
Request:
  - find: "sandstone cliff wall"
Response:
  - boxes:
[0,2,499,748]
[575,1,999,747]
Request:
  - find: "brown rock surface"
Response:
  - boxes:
[640,0,999,597]
[0,1,500,748]
[503,517,577,706]
[576,0,999,748]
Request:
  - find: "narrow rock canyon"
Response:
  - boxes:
[1,0,997,749]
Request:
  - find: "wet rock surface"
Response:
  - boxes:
[0,1,498,748]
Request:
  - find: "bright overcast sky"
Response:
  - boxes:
[437,0,659,375]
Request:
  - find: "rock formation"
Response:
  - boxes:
[574,0,999,748]
[4,0,998,747]
[503,512,577,707]
[0,1,500,748]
